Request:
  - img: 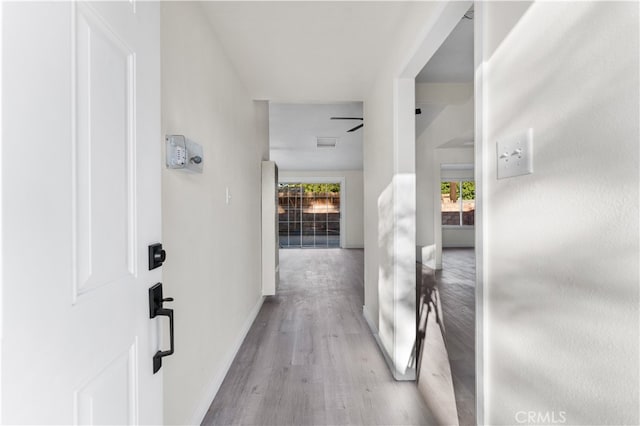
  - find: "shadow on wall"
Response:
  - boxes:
[377,175,418,378]
[377,181,395,358]
[484,2,639,424]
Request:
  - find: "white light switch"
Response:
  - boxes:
[497,128,533,179]
[225,187,232,204]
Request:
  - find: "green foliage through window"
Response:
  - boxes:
[441,181,474,200]
[301,183,340,193]
[461,181,475,200]
[441,180,475,226]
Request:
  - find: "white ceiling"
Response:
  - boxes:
[269,103,363,171]
[200,2,469,170]
[416,16,474,83]
[415,13,474,147]
[201,2,427,102]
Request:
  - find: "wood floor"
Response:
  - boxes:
[435,248,476,426]
[202,249,437,426]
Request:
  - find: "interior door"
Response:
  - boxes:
[1,2,163,424]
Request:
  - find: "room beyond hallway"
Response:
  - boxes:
[202,249,436,425]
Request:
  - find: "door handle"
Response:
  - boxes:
[149,283,175,374]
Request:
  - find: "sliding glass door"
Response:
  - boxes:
[278,183,341,248]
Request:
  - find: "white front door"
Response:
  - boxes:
[1,2,163,424]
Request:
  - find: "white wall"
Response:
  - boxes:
[481,2,639,424]
[362,1,436,364]
[362,1,471,380]
[161,3,267,424]
[363,0,442,333]
[442,228,474,248]
[278,170,364,248]
[416,93,474,264]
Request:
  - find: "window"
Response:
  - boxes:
[278,183,341,248]
[441,181,475,226]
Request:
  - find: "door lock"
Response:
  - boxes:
[148,243,166,270]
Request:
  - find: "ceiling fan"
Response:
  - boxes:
[329,117,363,133]
[331,109,422,133]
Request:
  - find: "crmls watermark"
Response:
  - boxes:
[515,410,567,424]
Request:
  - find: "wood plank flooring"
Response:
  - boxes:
[433,248,476,426]
[202,249,437,426]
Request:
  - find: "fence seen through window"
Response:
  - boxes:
[278,183,341,248]
[441,181,475,226]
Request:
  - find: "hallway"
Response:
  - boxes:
[202,249,436,425]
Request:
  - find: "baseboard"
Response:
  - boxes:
[362,304,378,334]
[362,305,394,374]
[362,305,416,381]
[190,295,265,425]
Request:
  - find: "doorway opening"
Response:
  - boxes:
[413,3,476,425]
[278,182,341,248]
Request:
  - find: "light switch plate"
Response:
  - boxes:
[496,128,533,179]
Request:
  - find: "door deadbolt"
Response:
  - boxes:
[148,243,166,270]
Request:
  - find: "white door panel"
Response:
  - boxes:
[75,344,138,426]
[2,2,162,424]
[75,4,136,297]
